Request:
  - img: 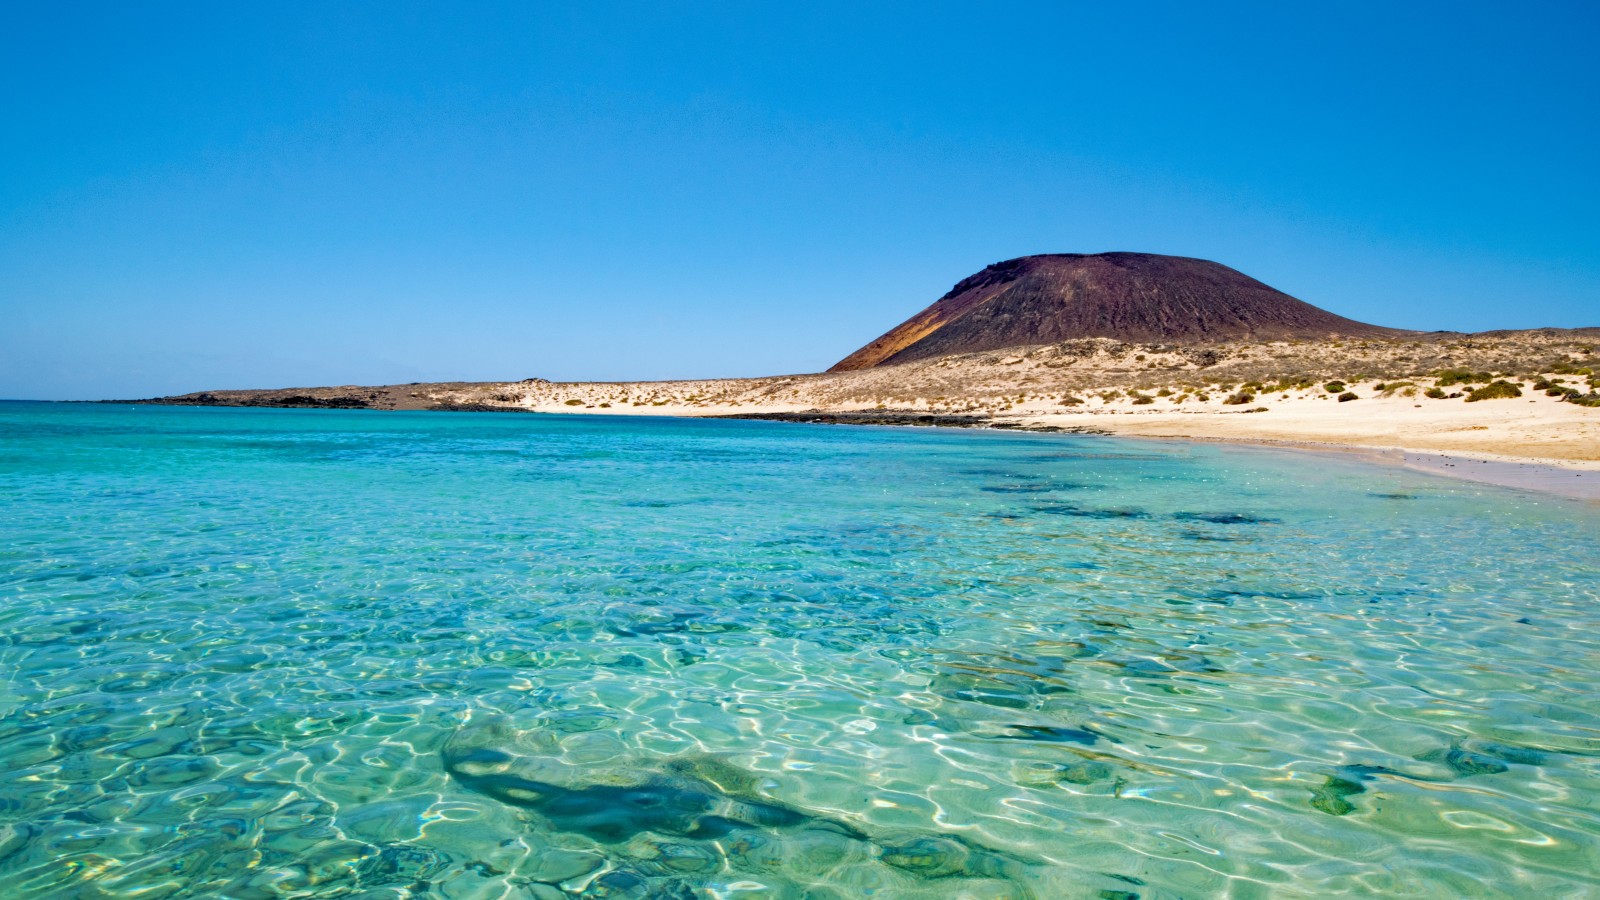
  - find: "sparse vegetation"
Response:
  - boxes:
[1223,391,1254,405]
[1465,380,1522,402]
[1435,368,1492,387]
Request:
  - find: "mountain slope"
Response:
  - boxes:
[830,252,1405,371]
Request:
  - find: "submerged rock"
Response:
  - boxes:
[442,716,1039,889]
[997,724,1106,746]
[1031,504,1151,519]
[1415,746,1511,778]
[1310,775,1366,816]
[1171,511,1280,525]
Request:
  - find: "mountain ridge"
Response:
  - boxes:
[830,252,1407,371]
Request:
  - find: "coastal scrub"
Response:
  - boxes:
[1465,381,1522,402]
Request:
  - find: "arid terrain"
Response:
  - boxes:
[144,329,1600,473]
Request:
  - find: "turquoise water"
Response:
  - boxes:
[2,401,1599,899]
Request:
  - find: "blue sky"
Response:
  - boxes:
[2,1,1596,399]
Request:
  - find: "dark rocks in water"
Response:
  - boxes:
[1369,492,1420,500]
[583,868,698,899]
[997,723,1106,746]
[718,410,992,428]
[1017,759,1118,788]
[830,252,1404,371]
[1415,747,1511,778]
[931,651,1081,709]
[357,843,449,888]
[1178,530,1253,543]
[879,837,973,879]
[620,498,705,508]
[1310,774,1367,816]
[877,833,1022,880]
[940,687,1037,711]
[1308,747,1523,817]
[1056,761,1116,785]
[1171,511,1280,525]
[441,718,1038,887]
[981,481,1097,494]
[1465,740,1548,767]
[980,484,1058,494]
[1030,504,1150,519]
[443,746,836,845]
[1107,652,1224,679]
[1205,586,1324,603]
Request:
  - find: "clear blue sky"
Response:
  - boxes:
[3,1,1596,399]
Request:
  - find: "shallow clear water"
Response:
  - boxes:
[2,401,1598,899]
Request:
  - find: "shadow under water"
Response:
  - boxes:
[442,717,1041,895]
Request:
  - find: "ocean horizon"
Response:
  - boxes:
[2,400,1598,897]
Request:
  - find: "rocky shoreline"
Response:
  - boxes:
[714,409,1105,433]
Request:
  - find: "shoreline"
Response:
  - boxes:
[124,331,1599,489]
[1110,433,1600,502]
[709,409,1600,502]
[102,397,1600,502]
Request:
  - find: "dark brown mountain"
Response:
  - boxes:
[830,252,1407,371]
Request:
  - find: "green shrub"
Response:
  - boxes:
[1424,387,1447,399]
[1465,380,1522,402]
[1223,391,1255,405]
[1564,392,1600,408]
[563,399,584,406]
[1435,368,1492,387]
[1059,395,1085,406]
[1323,381,1346,393]
[1338,392,1358,402]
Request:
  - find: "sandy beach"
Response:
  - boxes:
[143,332,1600,497]
[571,386,1600,500]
